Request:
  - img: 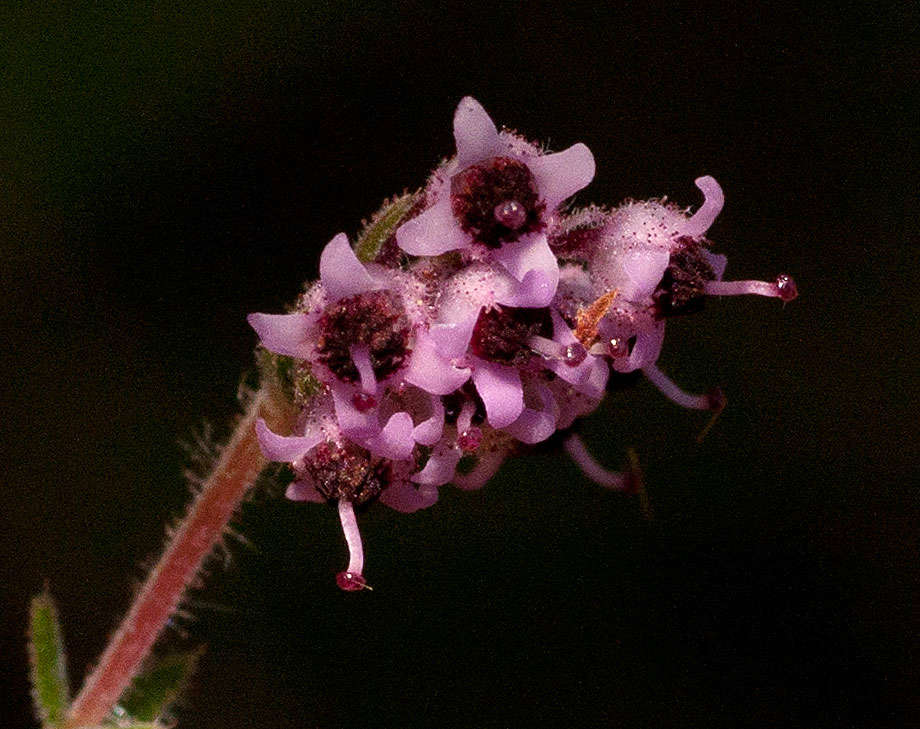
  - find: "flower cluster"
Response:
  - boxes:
[249,97,797,590]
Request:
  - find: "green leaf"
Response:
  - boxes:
[28,588,71,727]
[116,649,203,723]
[354,191,421,262]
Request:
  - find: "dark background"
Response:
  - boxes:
[2,2,917,727]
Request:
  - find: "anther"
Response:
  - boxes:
[563,342,587,367]
[493,199,528,230]
[457,427,483,452]
[335,571,368,592]
[774,273,798,302]
[351,391,377,412]
[606,337,630,358]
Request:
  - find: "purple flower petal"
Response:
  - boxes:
[403,331,472,395]
[319,232,378,302]
[380,478,439,513]
[453,96,501,167]
[412,393,445,446]
[330,381,379,437]
[363,411,415,461]
[616,322,665,373]
[543,310,610,395]
[429,318,478,360]
[502,386,557,444]
[285,480,325,503]
[525,142,595,210]
[247,312,313,359]
[412,441,462,487]
[396,196,470,256]
[255,418,323,463]
[681,175,724,240]
[492,236,560,307]
[470,357,524,428]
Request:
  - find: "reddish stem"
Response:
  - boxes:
[66,389,290,727]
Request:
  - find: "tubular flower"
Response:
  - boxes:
[250,98,797,589]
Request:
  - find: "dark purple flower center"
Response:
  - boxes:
[450,156,545,248]
[470,305,552,366]
[297,441,389,506]
[316,290,411,382]
[653,239,717,318]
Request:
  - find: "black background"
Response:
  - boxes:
[1,2,917,727]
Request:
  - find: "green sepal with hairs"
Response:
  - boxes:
[28,588,71,728]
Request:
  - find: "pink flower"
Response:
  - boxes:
[403,262,608,436]
[248,233,437,460]
[396,97,595,307]
[254,393,443,591]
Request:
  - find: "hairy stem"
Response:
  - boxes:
[66,387,292,727]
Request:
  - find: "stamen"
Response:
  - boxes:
[606,337,630,359]
[351,391,377,412]
[704,273,798,302]
[527,334,568,361]
[682,175,724,240]
[493,199,528,229]
[642,363,723,411]
[349,344,378,394]
[456,399,476,436]
[335,499,367,591]
[563,342,587,367]
[457,427,483,452]
[563,433,627,490]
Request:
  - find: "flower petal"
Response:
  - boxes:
[502,391,556,444]
[403,331,472,395]
[681,175,724,240]
[319,232,378,302]
[615,321,666,373]
[453,96,501,167]
[363,411,415,461]
[412,441,462,487]
[543,309,610,396]
[380,478,439,513]
[412,393,445,446]
[330,381,379,437]
[525,142,595,210]
[470,358,524,428]
[247,312,312,359]
[396,196,470,256]
[285,480,325,503]
[492,235,560,307]
[255,418,323,463]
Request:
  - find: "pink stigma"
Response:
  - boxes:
[493,199,528,229]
